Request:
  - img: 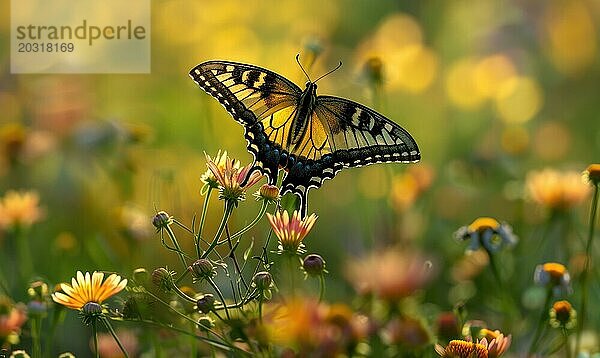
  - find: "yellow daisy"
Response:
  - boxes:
[52,271,127,310]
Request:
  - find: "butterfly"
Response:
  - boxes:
[189,56,420,217]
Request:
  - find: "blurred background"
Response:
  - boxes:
[1,0,600,355]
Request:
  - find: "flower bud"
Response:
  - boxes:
[255,184,280,203]
[152,211,173,229]
[132,268,149,283]
[9,350,31,358]
[584,164,600,185]
[196,294,216,313]
[190,259,216,280]
[252,271,273,290]
[303,254,326,276]
[198,316,215,331]
[27,280,49,301]
[151,267,174,292]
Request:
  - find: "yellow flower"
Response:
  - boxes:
[346,249,434,301]
[201,150,229,189]
[455,217,517,253]
[0,190,43,230]
[205,152,263,205]
[534,262,571,295]
[549,300,577,329]
[267,210,317,255]
[51,271,127,311]
[526,168,590,210]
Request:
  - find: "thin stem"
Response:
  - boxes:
[225,224,249,291]
[318,274,325,302]
[576,183,599,355]
[563,328,572,358]
[486,249,518,321]
[30,316,42,358]
[529,288,553,356]
[208,277,230,320]
[258,295,264,323]
[102,317,130,358]
[202,202,233,259]
[172,283,197,303]
[196,188,213,258]
[288,255,297,296]
[228,200,268,241]
[92,320,100,358]
[15,226,34,284]
[164,225,188,269]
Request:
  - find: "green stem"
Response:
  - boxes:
[165,225,188,269]
[208,277,230,320]
[15,226,34,285]
[576,183,599,355]
[92,320,100,358]
[102,317,130,358]
[227,200,268,241]
[318,274,325,302]
[202,202,233,259]
[172,283,197,303]
[529,288,553,356]
[486,249,518,321]
[288,255,297,296]
[196,188,213,258]
[258,295,264,323]
[563,328,572,358]
[30,316,42,358]
[225,224,249,291]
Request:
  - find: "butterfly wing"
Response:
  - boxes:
[281,95,420,213]
[189,61,303,182]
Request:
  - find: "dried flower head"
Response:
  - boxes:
[189,259,216,282]
[152,211,173,231]
[455,217,517,253]
[0,190,43,231]
[346,249,434,301]
[267,210,318,255]
[303,254,327,277]
[549,300,577,329]
[526,168,590,210]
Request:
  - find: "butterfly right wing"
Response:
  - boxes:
[189,61,303,182]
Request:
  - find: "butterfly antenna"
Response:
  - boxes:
[296,53,311,82]
[314,61,342,83]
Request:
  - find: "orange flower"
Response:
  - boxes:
[267,210,317,255]
[435,340,489,358]
[0,297,27,339]
[0,190,43,230]
[549,300,577,329]
[526,168,590,210]
[346,249,434,300]
[583,164,600,185]
[52,271,127,310]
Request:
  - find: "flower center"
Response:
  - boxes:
[468,217,500,233]
[446,340,489,358]
[542,262,566,280]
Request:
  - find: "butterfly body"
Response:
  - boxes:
[190,60,420,216]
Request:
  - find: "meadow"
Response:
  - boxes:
[1,0,600,357]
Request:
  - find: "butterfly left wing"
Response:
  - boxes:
[281,95,420,213]
[189,61,303,183]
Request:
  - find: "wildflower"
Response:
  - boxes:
[200,150,229,189]
[526,168,590,210]
[477,329,512,358]
[583,164,600,186]
[205,152,263,206]
[152,211,173,230]
[549,300,577,329]
[303,254,327,277]
[534,262,572,295]
[189,259,216,282]
[346,249,434,301]
[435,339,489,358]
[51,271,127,311]
[0,297,27,344]
[455,217,517,253]
[267,210,318,255]
[0,190,43,231]
[254,184,280,204]
[252,271,273,291]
